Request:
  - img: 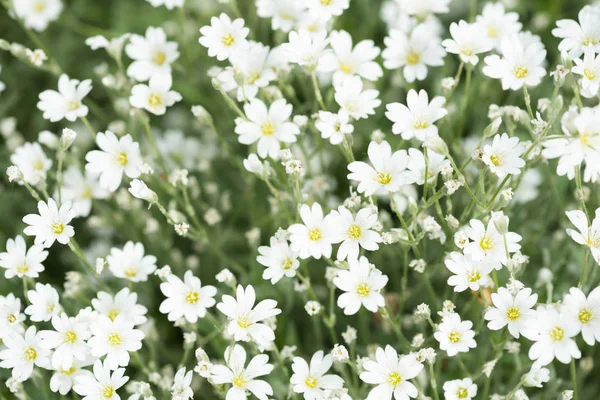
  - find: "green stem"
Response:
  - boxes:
[579,250,589,289]
[56,148,64,205]
[81,116,96,139]
[571,359,578,400]
[310,70,326,110]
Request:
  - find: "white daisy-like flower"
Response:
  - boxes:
[57,167,109,218]
[210,344,274,400]
[434,313,477,357]
[159,270,217,323]
[107,241,157,282]
[145,0,184,10]
[37,74,92,122]
[216,285,281,347]
[552,5,600,59]
[50,359,94,396]
[88,314,145,370]
[572,47,600,96]
[315,110,354,145]
[257,237,300,284]
[476,2,523,50]
[22,199,76,248]
[406,148,446,185]
[171,367,194,400]
[386,89,447,141]
[330,206,382,261]
[318,30,383,84]
[125,26,179,81]
[290,350,344,400]
[256,0,305,33]
[92,288,148,326]
[382,25,446,83]
[24,282,60,322]
[307,0,349,19]
[39,312,91,370]
[282,30,329,68]
[129,73,182,115]
[481,133,526,178]
[10,142,52,185]
[484,287,538,338]
[444,252,494,293]
[463,218,522,268]
[73,360,129,400]
[443,378,478,400]
[347,140,413,196]
[0,235,48,279]
[565,208,600,265]
[199,13,249,61]
[563,287,600,346]
[0,326,50,381]
[334,75,381,120]
[13,0,63,32]
[235,98,300,159]
[359,345,423,400]
[334,256,388,315]
[523,364,550,388]
[442,20,493,65]
[398,0,450,16]
[85,131,143,192]
[288,202,335,260]
[0,294,26,339]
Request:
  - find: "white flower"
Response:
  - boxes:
[318,30,382,84]
[130,74,182,115]
[305,300,322,316]
[217,285,281,346]
[235,98,300,159]
[442,20,493,65]
[563,287,600,345]
[463,218,522,268]
[0,326,50,381]
[85,33,130,59]
[146,0,183,9]
[0,294,25,339]
[58,167,109,217]
[444,252,494,292]
[257,237,300,284]
[552,5,600,59]
[347,140,413,196]
[481,133,526,178]
[73,360,129,400]
[159,270,217,323]
[334,75,381,120]
[107,241,157,282]
[22,199,76,248]
[572,48,600,96]
[0,235,47,279]
[171,367,194,400]
[315,110,354,145]
[483,35,547,90]
[434,313,477,357]
[282,30,329,68]
[484,287,538,338]
[523,364,550,388]
[407,148,446,185]
[565,208,600,265]
[24,282,60,322]
[359,345,423,400]
[330,207,382,261]
[10,142,52,185]
[50,359,94,395]
[37,74,92,122]
[443,378,478,400]
[290,351,344,400]
[92,288,148,326]
[307,0,349,19]
[386,89,447,141]
[211,345,274,400]
[288,202,335,259]
[125,26,179,81]
[334,256,388,315]
[39,313,91,370]
[85,131,143,192]
[256,0,305,33]
[128,179,157,203]
[199,13,249,61]
[13,0,63,32]
[476,3,522,50]
[88,314,145,370]
[525,305,581,366]
[243,153,267,175]
[382,25,446,83]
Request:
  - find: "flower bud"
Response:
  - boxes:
[60,128,77,150]
[128,179,158,204]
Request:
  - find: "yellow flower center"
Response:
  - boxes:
[33,160,44,170]
[461,47,473,56]
[479,236,493,251]
[101,386,114,398]
[248,72,261,85]
[414,119,429,129]
[320,0,332,4]
[115,152,128,167]
[587,235,599,247]
[282,257,293,270]
[67,100,80,111]
[448,331,461,343]
[388,371,402,386]
[51,223,65,235]
[185,291,199,304]
[153,51,167,66]
[348,224,361,239]
[579,309,592,324]
[377,172,392,185]
[64,331,77,343]
[340,63,353,74]
[82,188,93,198]
[62,367,76,375]
[7,314,17,324]
[513,65,529,79]
[222,34,235,46]
[584,67,596,80]
[581,133,590,147]
[17,264,30,274]
[108,309,119,321]
[550,326,564,341]
[34,1,46,13]
[487,26,498,38]
[582,37,598,46]
[305,376,318,389]
[489,154,502,166]
[356,283,371,297]
[124,267,137,278]
[233,376,246,388]
[261,122,275,136]
[309,228,323,241]
[457,387,469,399]
[467,270,481,282]
[48,303,55,313]
[24,347,37,361]
[506,307,521,321]
[107,333,122,346]
[406,50,420,65]
[237,316,251,328]
[148,94,163,108]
